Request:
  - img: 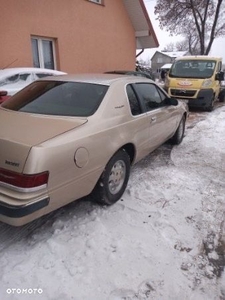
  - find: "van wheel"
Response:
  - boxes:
[219,90,225,102]
[170,116,185,145]
[91,150,130,205]
[206,98,214,112]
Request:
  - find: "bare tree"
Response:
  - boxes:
[162,42,175,52]
[155,0,225,55]
[162,38,197,53]
[175,40,188,51]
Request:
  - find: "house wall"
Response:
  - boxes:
[151,52,173,75]
[0,0,136,73]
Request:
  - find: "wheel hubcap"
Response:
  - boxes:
[108,160,126,194]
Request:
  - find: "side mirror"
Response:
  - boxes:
[215,71,224,81]
[165,97,178,106]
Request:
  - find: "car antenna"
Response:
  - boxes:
[2,59,18,69]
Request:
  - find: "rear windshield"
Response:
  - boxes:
[169,60,217,79]
[2,81,108,117]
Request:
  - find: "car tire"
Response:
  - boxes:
[218,90,225,102]
[92,149,130,205]
[205,97,214,112]
[170,115,185,145]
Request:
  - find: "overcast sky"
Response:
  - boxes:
[139,0,225,62]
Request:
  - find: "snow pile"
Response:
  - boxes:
[0,106,225,300]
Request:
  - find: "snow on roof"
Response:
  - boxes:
[0,67,66,79]
[161,51,187,58]
[161,63,172,69]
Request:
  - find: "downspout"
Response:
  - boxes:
[136,49,144,58]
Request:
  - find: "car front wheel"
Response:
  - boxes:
[92,149,130,205]
[170,115,185,145]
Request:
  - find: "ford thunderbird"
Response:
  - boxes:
[0,74,188,226]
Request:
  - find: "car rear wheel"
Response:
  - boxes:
[170,115,185,145]
[92,150,130,205]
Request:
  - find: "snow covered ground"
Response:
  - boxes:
[0,105,225,300]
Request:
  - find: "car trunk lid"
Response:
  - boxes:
[0,109,87,172]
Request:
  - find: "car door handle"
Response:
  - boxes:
[150,116,156,123]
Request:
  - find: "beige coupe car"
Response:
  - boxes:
[0,74,188,226]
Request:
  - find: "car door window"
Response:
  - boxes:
[157,86,167,102]
[126,84,142,115]
[135,83,164,112]
[0,73,31,86]
[35,73,54,79]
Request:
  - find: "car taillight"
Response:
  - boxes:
[0,169,49,191]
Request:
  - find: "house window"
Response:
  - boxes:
[157,57,163,63]
[31,37,56,70]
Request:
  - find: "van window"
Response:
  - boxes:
[169,60,217,79]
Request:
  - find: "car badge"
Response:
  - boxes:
[5,160,20,167]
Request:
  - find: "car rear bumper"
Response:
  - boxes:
[0,197,50,218]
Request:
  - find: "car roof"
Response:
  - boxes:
[105,70,153,78]
[105,70,136,74]
[175,56,222,61]
[0,67,66,78]
[37,73,154,86]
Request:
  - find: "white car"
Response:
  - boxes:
[0,67,66,97]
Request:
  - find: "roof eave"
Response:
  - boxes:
[123,0,159,49]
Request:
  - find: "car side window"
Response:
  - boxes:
[135,83,163,111]
[157,86,167,102]
[126,84,142,116]
[0,73,31,86]
[7,74,20,82]
[19,73,31,81]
